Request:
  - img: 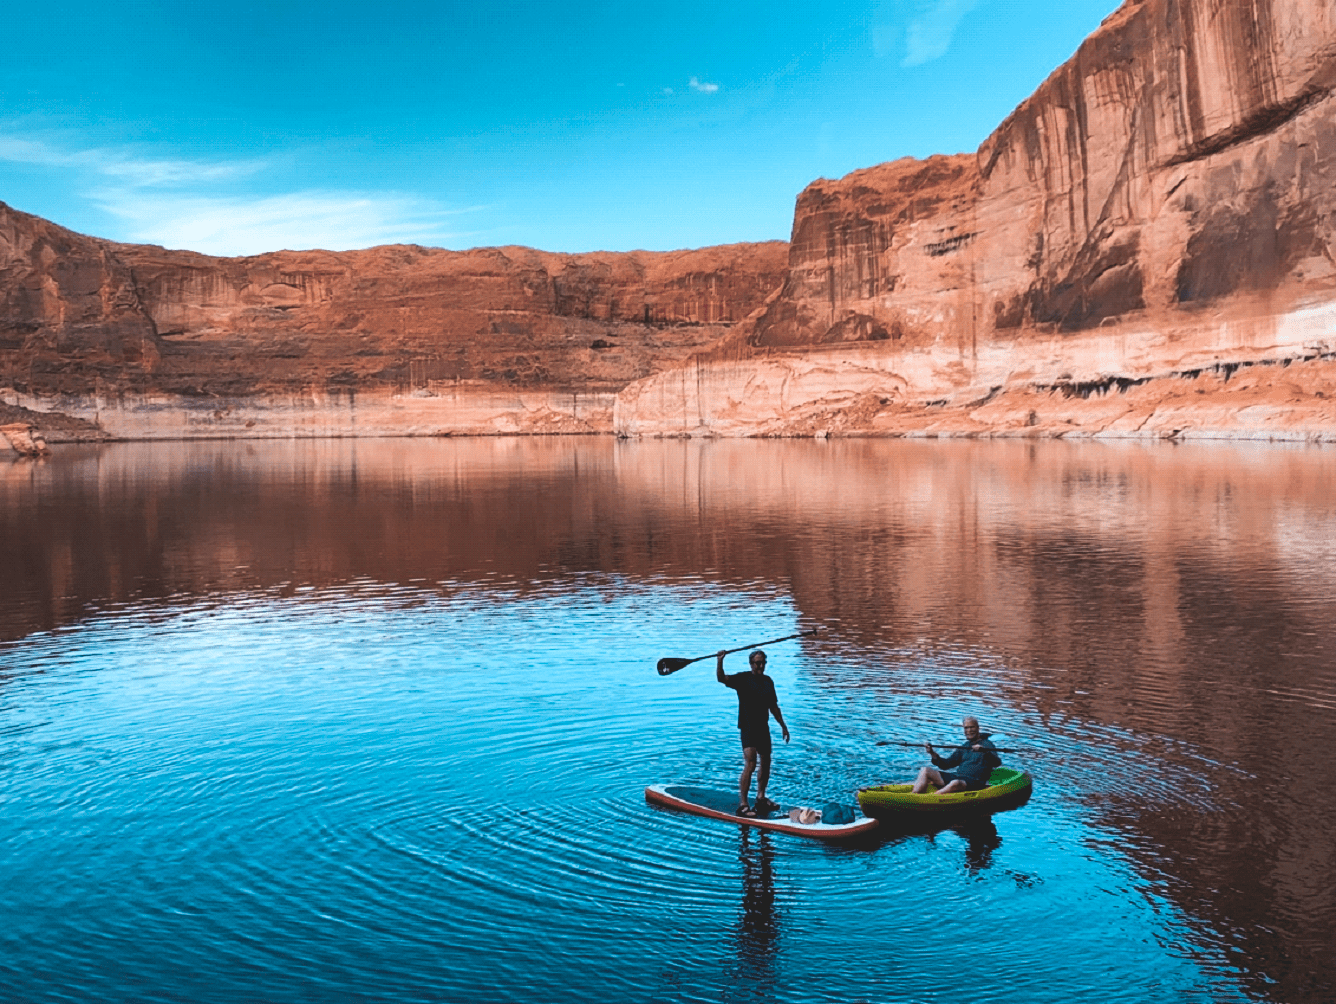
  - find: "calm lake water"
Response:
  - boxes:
[2,438,1334,1004]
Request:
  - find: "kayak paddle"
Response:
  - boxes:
[656,629,819,676]
[876,739,1037,754]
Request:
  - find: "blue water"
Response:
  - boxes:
[2,438,1333,1003]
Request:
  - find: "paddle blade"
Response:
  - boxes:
[656,657,693,676]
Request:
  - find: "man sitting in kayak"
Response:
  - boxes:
[717,648,790,817]
[912,717,1000,794]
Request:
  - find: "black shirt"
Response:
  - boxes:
[724,672,777,732]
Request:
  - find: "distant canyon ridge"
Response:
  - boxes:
[4,0,1336,445]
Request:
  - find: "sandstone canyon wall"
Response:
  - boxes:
[6,0,1336,445]
[616,0,1336,439]
[1,200,787,439]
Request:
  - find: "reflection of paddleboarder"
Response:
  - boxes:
[734,829,778,982]
[717,649,789,817]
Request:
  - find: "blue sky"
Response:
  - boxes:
[2,1,1118,256]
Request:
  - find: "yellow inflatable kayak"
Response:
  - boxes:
[857,767,1033,817]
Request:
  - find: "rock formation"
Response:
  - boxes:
[5,0,1336,441]
[110,238,788,397]
[0,421,49,457]
[0,203,162,381]
[616,0,1336,439]
[1,200,787,437]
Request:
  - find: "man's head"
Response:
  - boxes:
[962,716,980,739]
[749,650,768,674]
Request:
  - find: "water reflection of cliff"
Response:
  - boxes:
[4,438,1335,1000]
[9,439,1335,633]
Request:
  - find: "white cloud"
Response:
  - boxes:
[0,131,481,255]
[94,191,485,256]
[0,135,76,167]
[0,134,266,187]
[901,0,980,67]
[689,76,719,94]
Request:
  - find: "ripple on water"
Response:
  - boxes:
[0,574,1282,1003]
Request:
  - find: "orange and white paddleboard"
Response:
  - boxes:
[645,784,879,840]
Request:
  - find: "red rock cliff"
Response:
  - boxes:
[0,204,161,379]
[8,0,1336,442]
[753,0,1336,351]
[0,201,787,402]
[617,0,1336,438]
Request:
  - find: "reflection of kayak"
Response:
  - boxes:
[645,785,879,840]
[857,768,1033,817]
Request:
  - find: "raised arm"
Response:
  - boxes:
[716,651,728,684]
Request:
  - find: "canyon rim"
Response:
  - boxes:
[4,0,1336,447]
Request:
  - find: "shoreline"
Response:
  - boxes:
[6,349,1336,450]
[8,425,1336,450]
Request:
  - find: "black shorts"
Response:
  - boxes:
[740,729,772,755]
[940,771,987,791]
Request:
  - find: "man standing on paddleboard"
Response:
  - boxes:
[717,649,790,817]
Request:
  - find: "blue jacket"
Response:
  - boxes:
[931,734,1001,784]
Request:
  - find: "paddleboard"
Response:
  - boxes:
[645,784,879,840]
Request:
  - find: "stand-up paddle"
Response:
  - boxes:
[656,629,818,676]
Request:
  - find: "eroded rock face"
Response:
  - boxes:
[0,204,161,384]
[613,350,1336,440]
[755,154,980,350]
[8,0,1336,441]
[618,0,1336,436]
[0,421,49,457]
[0,200,788,408]
[756,0,1336,353]
[115,240,789,398]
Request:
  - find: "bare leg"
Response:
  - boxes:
[913,766,946,794]
[738,747,759,807]
[935,780,967,795]
[755,749,772,802]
